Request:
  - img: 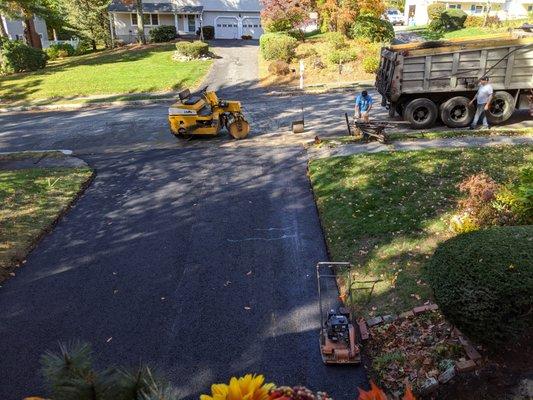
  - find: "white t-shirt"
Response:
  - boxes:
[476,84,493,104]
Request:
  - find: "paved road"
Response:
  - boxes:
[0,41,368,398]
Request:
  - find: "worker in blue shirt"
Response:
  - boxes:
[355,90,374,122]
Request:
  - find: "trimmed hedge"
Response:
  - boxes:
[426,225,533,346]
[0,40,47,74]
[197,25,215,40]
[259,32,297,62]
[429,9,467,31]
[175,41,209,58]
[350,16,394,43]
[150,25,177,42]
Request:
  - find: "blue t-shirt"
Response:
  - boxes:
[356,94,373,112]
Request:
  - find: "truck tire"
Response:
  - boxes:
[404,98,438,129]
[486,91,515,124]
[440,96,474,128]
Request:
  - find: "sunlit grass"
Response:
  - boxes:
[308,145,532,317]
[0,44,212,105]
[0,167,93,281]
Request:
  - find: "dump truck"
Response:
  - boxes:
[376,28,533,128]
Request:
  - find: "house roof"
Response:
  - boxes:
[108,1,203,13]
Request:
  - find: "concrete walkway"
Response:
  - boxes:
[308,135,533,160]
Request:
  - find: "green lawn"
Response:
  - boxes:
[0,166,93,282]
[308,145,532,317]
[408,21,530,40]
[0,44,212,105]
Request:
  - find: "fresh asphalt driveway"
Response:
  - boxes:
[0,41,368,398]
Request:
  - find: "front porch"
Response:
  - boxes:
[108,1,203,43]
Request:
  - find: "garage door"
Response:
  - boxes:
[215,17,238,39]
[242,17,263,39]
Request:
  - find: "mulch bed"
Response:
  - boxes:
[366,310,468,397]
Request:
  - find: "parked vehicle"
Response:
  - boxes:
[375,31,533,128]
[383,9,404,25]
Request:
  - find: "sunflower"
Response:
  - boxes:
[201,374,274,400]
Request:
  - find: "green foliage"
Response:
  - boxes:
[0,39,47,74]
[494,167,533,225]
[362,55,380,73]
[149,25,177,43]
[427,226,533,346]
[197,25,215,40]
[63,0,111,50]
[327,48,358,64]
[427,3,445,21]
[464,15,501,28]
[350,16,394,43]
[45,42,76,60]
[259,32,298,62]
[429,9,467,32]
[41,342,180,400]
[324,31,346,49]
[175,41,209,58]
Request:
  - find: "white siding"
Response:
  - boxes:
[2,16,48,43]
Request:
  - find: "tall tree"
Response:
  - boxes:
[317,0,384,34]
[62,0,111,50]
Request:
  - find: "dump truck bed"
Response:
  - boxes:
[377,34,533,103]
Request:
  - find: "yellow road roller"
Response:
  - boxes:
[168,86,250,139]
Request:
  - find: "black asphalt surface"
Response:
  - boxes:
[0,40,368,398]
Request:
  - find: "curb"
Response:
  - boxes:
[0,97,176,113]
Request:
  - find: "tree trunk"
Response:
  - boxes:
[135,0,146,44]
[22,16,42,48]
[0,14,8,38]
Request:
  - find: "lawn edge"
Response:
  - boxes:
[0,167,96,285]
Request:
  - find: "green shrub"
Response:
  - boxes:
[494,167,533,225]
[0,40,47,74]
[429,9,467,32]
[464,15,484,27]
[426,225,533,346]
[175,41,209,58]
[427,3,446,21]
[259,32,297,62]
[350,16,394,43]
[324,31,346,49]
[149,25,177,42]
[362,55,380,73]
[45,43,76,60]
[197,25,215,40]
[327,48,358,64]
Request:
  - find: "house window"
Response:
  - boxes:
[131,13,159,26]
[448,4,461,9]
[528,5,533,11]
[470,5,485,13]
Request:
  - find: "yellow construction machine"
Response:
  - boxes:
[168,86,250,139]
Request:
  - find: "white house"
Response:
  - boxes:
[108,0,264,42]
[0,15,49,44]
[404,0,533,26]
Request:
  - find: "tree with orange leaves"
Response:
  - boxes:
[358,381,416,400]
[316,0,385,35]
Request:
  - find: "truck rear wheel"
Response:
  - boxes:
[404,98,438,129]
[486,91,515,124]
[440,96,474,128]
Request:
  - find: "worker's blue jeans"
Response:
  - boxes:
[471,104,489,128]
